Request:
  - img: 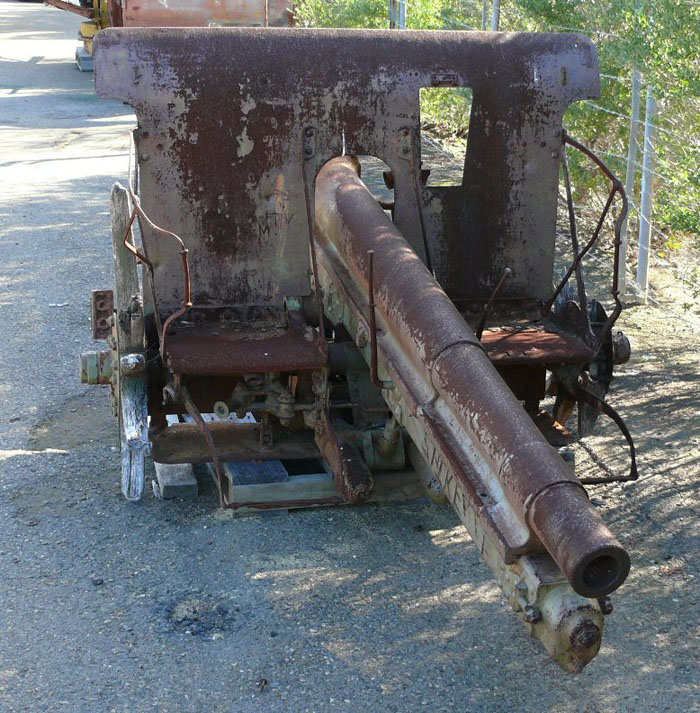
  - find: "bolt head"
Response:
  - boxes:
[598,595,614,615]
[523,604,542,624]
[356,327,368,348]
[120,353,146,375]
[570,619,601,649]
[213,401,230,420]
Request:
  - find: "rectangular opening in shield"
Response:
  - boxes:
[419,87,472,187]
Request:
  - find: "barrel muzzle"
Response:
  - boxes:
[529,483,630,598]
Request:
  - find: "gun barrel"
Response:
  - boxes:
[314,157,629,600]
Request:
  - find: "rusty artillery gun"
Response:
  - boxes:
[81,28,638,672]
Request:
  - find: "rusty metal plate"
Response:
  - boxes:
[165,324,327,374]
[91,288,114,340]
[94,28,599,322]
[121,0,293,28]
[481,325,595,365]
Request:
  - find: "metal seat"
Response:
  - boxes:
[164,323,327,375]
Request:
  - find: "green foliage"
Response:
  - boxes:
[293,0,477,133]
[294,0,386,28]
[420,88,472,138]
[294,0,481,30]
[502,0,700,247]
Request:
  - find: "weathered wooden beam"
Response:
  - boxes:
[111,183,148,501]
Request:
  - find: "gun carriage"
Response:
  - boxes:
[81,28,637,672]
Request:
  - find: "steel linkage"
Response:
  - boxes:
[546,132,638,485]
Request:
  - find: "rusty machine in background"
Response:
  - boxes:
[43,0,294,70]
[80,28,639,672]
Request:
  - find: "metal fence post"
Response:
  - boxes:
[389,0,406,29]
[636,86,657,301]
[491,0,500,30]
[482,0,489,30]
[618,70,641,299]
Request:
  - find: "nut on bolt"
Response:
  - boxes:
[214,401,230,420]
[356,325,369,348]
[570,619,601,649]
[598,595,614,615]
[612,331,631,365]
[120,353,146,375]
[522,604,542,624]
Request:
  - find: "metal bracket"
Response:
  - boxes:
[367,250,393,390]
[397,126,412,158]
[315,409,373,503]
[91,289,114,340]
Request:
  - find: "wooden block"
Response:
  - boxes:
[211,460,427,512]
[369,469,425,503]
[154,462,198,499]
[75,47,94,72]
[227,471,338,509]
[225,460,289,485]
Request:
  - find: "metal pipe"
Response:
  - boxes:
[43,0,94,18]
[490,0,500,30]
[618,70,641,297]
[475,267,511,340]
[124,183,191,361]
[314,157,630,600]
[561,146,592,335]
[636,87,656,301]
[389,0,406,29]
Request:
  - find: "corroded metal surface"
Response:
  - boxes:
[44,0,94,18]
[94,28,599,321]
[314,157,629,597]
[87,28,633,670]
[121,0,293,28]
[164,325,327,375]
[480,327,595,365]
[90,288,114,340]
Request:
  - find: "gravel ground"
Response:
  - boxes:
[0,4,698,711]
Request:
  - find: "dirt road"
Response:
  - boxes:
[0,3,698,711]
